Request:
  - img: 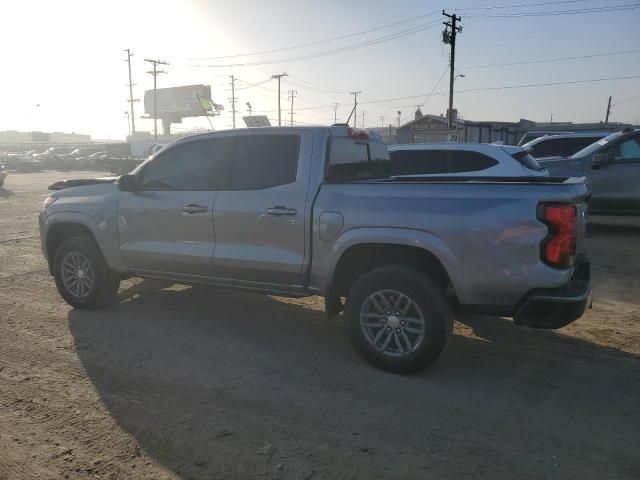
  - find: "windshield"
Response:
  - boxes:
[571,131,623,158]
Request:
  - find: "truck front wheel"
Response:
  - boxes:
[52,236,120,309]
[344,266,453,374]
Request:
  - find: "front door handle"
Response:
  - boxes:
[182,204,208,214]
[266,206,297,216]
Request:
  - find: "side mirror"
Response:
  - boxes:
[117,174,138,191]
[591,152,613,169]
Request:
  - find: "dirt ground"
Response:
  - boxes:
[1,171,639,480]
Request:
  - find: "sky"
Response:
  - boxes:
[1,0,639,140]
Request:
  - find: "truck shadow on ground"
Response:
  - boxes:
[68,280,640,480]
[0,187,15,198]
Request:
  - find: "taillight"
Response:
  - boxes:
[348,127,369,139]
[540,204,577,268]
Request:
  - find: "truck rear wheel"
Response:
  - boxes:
[52,236,120,309]
[344,266,453,374]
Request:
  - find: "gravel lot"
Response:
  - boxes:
[1,171,639,480]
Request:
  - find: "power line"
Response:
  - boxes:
[235,77,273,90]
[461,48,640,69]
[467,3,640,18]
[357,73,640,106]
[287,75,351,94]
[612,92,640,106]
[455,73,640,93]
[421,66,449,106]
[245,74,640,115]
[188,10,440,60]
[185,20,442,68]
[183,1,590,63]
[461,0,587,10]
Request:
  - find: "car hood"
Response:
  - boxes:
[48,176,118,191]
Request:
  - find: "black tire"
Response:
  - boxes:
[344,265,453,374]
[52,236,120,309]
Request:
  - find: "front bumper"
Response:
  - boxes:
[513,256,592,329]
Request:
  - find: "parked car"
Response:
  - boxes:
[388,143,547,177]
[40,126,591,373]
[518,131,575,146]
[539,128,640,215]
[0,164,7,187]
[523,132,610,158]
[33,146,76,159]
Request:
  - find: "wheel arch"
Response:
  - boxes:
[43,212,123,274]
[322,228,465,304]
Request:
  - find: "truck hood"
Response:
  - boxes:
[48,176,118,191]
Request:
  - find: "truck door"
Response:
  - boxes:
[118,137,231,276]
[211,131,313,286]
[588,134,640,214]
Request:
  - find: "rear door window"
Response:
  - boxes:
[530,138,566,157]
[448,151,498,173]
[229,135,300,190]
[328,138,390,181]
[390,150,449,175]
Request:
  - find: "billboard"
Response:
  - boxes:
[243,115,271,127]
[144,84,220,119]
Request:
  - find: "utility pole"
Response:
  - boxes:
[124,49,138,135]
[288,90,297,126]
[124,111,130,137]
[229,75,238,128]
[246,101,252,117]
[605,96,612,124]
[333,103,339,124]
[361,110,366,128]
[442,10,462,130]
[350,91,361,127]
[271,73,288,126]
[380,115,384,127]
[144,58,168,141]
[231,76,237,128]
[397,110,402,128]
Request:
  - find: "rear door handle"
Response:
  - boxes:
[266,206,297,216]
[182,204,208,214]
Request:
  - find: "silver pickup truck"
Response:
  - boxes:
[39,126,591,373]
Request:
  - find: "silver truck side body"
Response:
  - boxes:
[40,126,590,317]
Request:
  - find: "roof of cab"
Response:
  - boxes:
[163,125,383,149]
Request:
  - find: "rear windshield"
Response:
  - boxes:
[327,138,390,182]
[512,150,544,171]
